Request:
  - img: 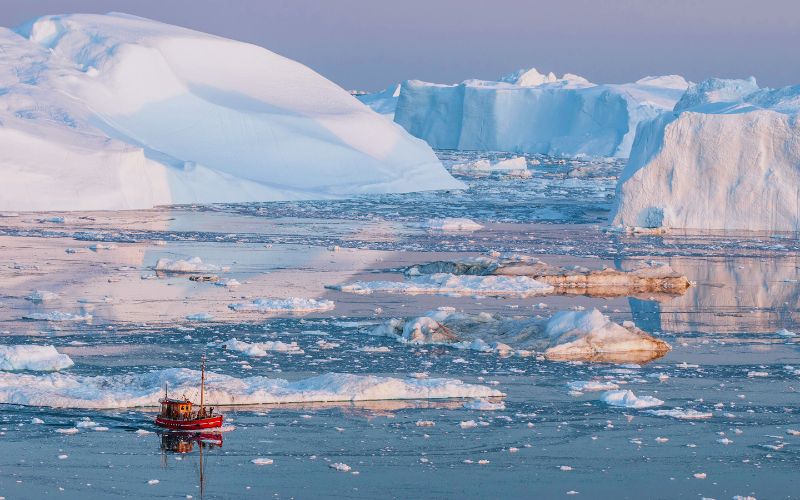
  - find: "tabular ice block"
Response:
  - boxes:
[0,13,462,211]
[611,78,800,231]
[388,69,688,158]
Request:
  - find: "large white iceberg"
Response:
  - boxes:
[386,69,688,158]
[0,13,462,211]
[611,78,800,231]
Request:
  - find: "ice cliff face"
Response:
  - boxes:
[0,13,462,211]
[611,78,800,231]
[384,70,687,158]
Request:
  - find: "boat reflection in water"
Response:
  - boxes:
[159,431,223,499]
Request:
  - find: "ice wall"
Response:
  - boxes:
[611,78,800,231]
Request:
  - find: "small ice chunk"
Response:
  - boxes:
[329,463,351,472]
[463,399,506,411]
[601,390,663,409]
[567,380,619,392]
[647,409,713,420]
[251,458,274,465]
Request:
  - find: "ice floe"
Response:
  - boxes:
[228,298,335,313]
[646,409,713,420]
[463,399,506,411]
[373,307,670,363]
[24,290,59,302]
[414,218,484,231]
[22,311,92,322]
[567,380,620,392]
[451,157,530,178]
[155,257,228,273]
[600,390,664,409]
[0,369,503,408]
[331,273,554,297]
[222,338,304,356]
[404,253,691,296]
[0,345,74,371]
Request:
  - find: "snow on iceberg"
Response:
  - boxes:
[0,13,462,211]
[544,309,671,362]
[0,345,74,371]
[0,369,503,408]
[392,71,688,158]
[228,298,335,313]
[612,77,800,231]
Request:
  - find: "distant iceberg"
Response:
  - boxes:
[0,13,462,211]
[361,68,688,158]
[611,77,800,231]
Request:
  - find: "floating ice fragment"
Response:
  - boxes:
[25,291,59,302]
[251,458,274,465]
[463,399,506,411]
[186,313,214,322]
[459,420,479,429]
[229,298,335,313]
[567,380,620,392]
[601,390,663,409]
[23,311,92,322]
[222,338,303,356]
[0,345,74,371]
[329,463,351,472]
[647,409,712,420]
[155,257,228,273]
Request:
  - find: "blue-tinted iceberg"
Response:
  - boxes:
[385,69,688,157]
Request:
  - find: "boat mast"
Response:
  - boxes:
[200,355,205,410]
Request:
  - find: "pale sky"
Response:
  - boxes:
[2,0,797,91]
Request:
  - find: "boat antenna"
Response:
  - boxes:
[200,354,205,410]
[165,382,168,400]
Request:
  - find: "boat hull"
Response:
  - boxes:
[155,415,223,430]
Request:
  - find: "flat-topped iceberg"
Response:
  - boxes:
[0,13,462,211]
[386,69,687,158]
[612,77,800,231]
[0,369,503,408]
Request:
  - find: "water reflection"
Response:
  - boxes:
[159,431,223,499]
[629,256,800,334]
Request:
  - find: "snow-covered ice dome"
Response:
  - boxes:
[611,77,800,231]
[0,13,463,211]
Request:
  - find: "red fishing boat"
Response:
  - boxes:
[155,356,223,430]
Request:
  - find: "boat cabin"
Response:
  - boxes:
[160,398,194,420]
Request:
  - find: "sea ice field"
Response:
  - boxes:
[0,151,797,499]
